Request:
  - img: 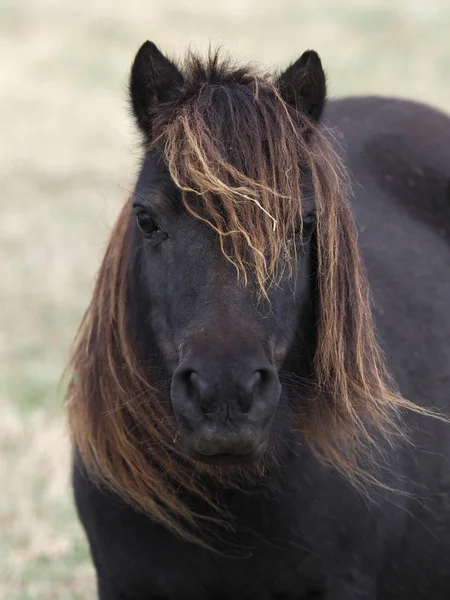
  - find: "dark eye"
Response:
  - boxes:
[293,213,316,240]
[136,211,158,236]
[302,213,315,228]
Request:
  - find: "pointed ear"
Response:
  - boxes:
[129,41,184,136]
[277,50,326,123]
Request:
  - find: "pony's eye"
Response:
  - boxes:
[293,213,316,240]
[302,213,315,227]
[136,212,158,236]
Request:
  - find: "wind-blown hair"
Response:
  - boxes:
[66,52,432,542]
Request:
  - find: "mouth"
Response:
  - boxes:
[186,440,267,465]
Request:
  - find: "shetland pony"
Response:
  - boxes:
[67,42,450,599]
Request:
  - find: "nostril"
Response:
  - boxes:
[257,367,275,388]
[174,368,217,413]
[174,368,196,396]
[242,370,262,395]
[189,372,211,400]
[253,366,277,397]
[239,370,263,413]
[237,367,278,413]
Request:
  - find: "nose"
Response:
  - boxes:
[172,366,277,416]
[171,358,281,462]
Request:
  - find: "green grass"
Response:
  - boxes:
[2,0,450,596]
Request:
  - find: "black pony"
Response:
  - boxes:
[67,42,450,599]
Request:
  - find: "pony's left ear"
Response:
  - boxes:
[129,41,184,137]
[277,50,326,123]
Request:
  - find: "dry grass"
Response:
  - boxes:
[1,0,449,596]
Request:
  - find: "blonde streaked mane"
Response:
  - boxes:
[65,51,436,543]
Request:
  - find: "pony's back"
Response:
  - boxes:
[327,96,450,407]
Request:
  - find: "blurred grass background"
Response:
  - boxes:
[1,0,449,597]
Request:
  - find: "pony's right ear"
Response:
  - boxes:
[129,41,184,137]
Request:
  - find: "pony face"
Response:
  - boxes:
[130,151,316,463]
[127,43,325,463]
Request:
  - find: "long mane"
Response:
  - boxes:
[65,52,430,542]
